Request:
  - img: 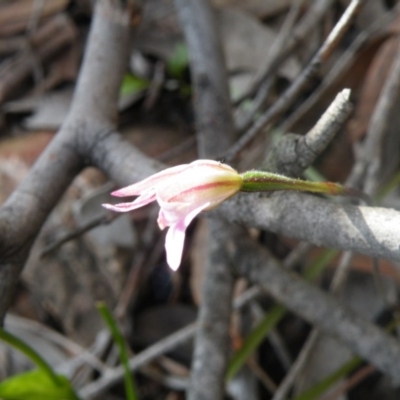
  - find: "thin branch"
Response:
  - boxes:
[40,212,119,258]
[272,329,320,400]
[263,88,353,176]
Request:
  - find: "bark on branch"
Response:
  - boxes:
[217,192,400,263]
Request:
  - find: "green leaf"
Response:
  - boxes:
[0,369,80,400]
[292,317,400,400]
[0,329,61,387]
[303,249,338,280]
[292,357,362,400]
[227,305,286,380]
[120,74,149,96]
[0,329,80,400]
[97,302,138,400]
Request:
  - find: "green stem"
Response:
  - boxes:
[0,328,62,387]
[240,171,370,203]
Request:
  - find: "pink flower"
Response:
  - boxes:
[102,160,242,271]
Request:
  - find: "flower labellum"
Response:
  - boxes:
[102,160,243,271]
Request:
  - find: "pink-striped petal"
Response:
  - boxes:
[164,202,211,271]
[102,191,157,212]
[111,164,189,197]
[102,202,142,212]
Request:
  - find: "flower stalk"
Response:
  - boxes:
[240,170,370,203]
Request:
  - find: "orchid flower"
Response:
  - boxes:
[103,159,366,271]
[103,160,243,271]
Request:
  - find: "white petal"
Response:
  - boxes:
[164,202,211,271]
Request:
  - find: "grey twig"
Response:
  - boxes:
[40,212,119,258]
[188,221,238,400]
[272,329,320,400]
[263,88,353,176]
